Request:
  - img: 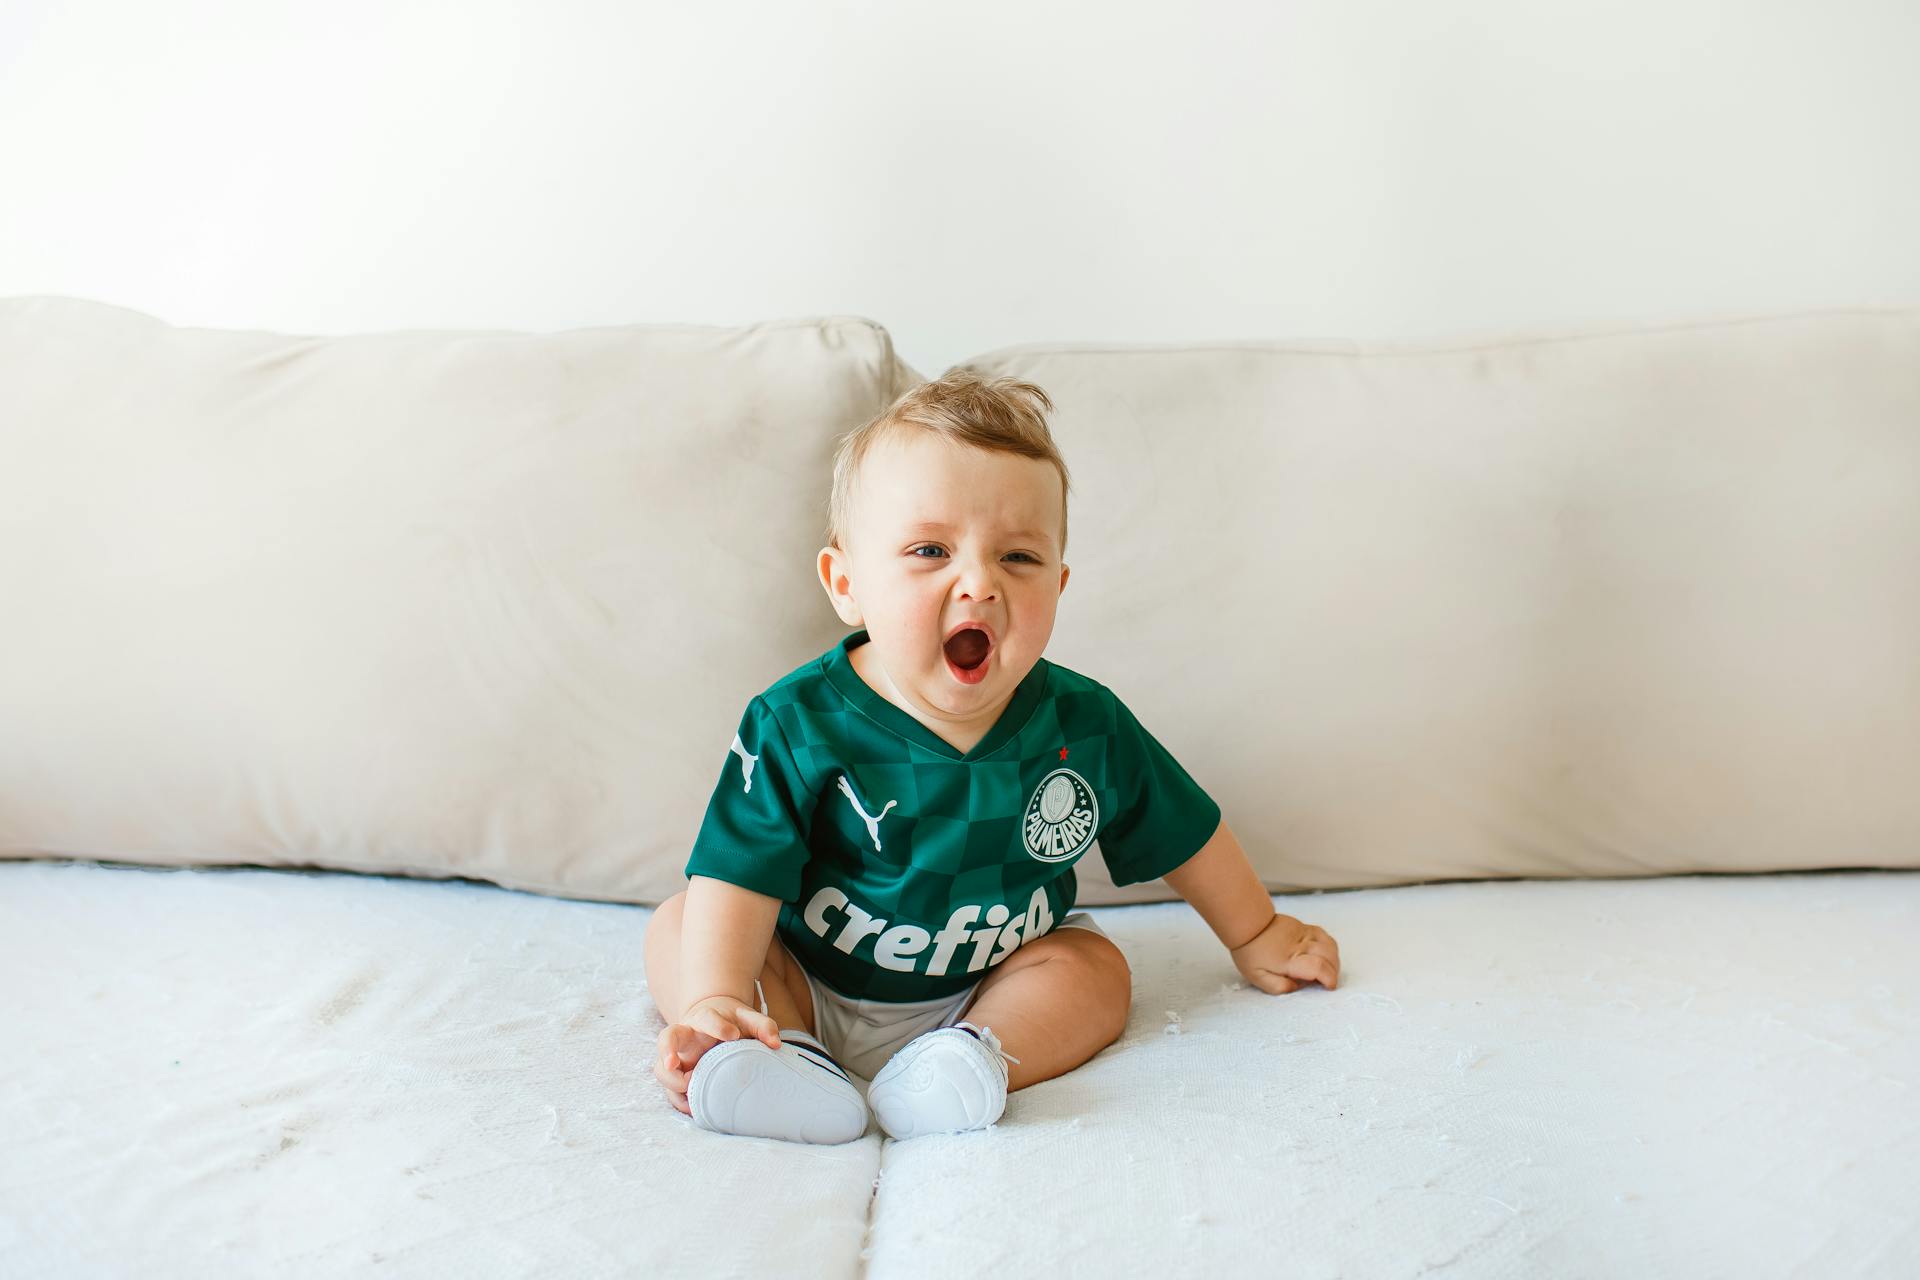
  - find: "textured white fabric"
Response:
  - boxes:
[4,861,1914,1277]
[875,868,1920,1278]
[0,861,882,1277]
[0,296,918,907]
[961,310,1920,898]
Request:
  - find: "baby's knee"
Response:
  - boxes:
[1058,938,1131,1040]
[647,889,687,935]
[642,890,687,970]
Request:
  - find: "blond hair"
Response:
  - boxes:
[826,368,1072,556]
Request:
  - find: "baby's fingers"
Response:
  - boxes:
[1247,967,1301,995]
[1289,950,1338,990]
[650,1039,692,1113]
[738,1006,782,1049]
[1304,938,1339,989]
[686,1000,783,1050]
[656,1023,715,1083]
[690,1002,764,1049]
[1246,953,1336,995]
[654,1036,688,1093]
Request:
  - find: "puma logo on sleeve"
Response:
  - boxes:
[729,732,759,793]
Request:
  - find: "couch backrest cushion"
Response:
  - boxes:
[0,296,915,905]
[961,310,1920,899]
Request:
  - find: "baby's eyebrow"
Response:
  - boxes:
[904,521,1053,543]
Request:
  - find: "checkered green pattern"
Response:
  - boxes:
[684,629,1221,1003]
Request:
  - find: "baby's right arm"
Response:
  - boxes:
[654,876,786,1113]
[680,874,783,1027]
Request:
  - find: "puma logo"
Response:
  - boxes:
[836,774,898,852]
[729,732,758,793]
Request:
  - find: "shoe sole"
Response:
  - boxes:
[867,1031,1003,1140]
[687,1038,869,1145]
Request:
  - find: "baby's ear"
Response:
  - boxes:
[817,546,864,625]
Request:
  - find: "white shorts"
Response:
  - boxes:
[777,911,1113,1083]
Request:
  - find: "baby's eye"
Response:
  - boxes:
[909,545,1041,563]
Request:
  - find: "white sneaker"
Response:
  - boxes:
[686,1029,870,1144]
[866,1021,1021,1140]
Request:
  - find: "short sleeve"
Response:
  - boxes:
[682,696,819,903]
[1096,692,1223,887]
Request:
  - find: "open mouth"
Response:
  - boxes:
[942,624,993,685]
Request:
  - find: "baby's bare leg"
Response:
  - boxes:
[955,927,1132,1092]
[643,890,817,1034]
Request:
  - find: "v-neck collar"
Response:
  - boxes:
[822,628,1050,762]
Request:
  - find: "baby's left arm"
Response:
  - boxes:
[1163,819,1341,994]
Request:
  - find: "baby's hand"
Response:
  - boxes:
[1230,913,1340,994]
[653,994,783,1116]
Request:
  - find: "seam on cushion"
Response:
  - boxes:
[865,319,924,398]
[828,315,927,418]
[857,1161,882,1278]
[39,854,657,910]
[238,313,891,343]
[956,305,1920,365]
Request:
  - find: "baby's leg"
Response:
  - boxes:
[957,926,1132,1091]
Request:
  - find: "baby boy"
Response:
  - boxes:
[645,369,1341,1143]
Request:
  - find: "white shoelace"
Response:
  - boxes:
[955,1020,1021,1067]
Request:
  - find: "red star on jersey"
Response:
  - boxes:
[1058,746,1069,760]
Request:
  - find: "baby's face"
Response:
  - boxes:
[818,430,1069,734]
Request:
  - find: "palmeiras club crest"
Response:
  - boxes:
[1022,766,1099,863]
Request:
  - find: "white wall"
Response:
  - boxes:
[2,0,1915,375]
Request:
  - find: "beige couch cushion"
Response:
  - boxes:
[0,296,914,905]
[964,310,1920,898]
[8,300,1915,908]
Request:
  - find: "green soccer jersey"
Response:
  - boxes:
[683,628,1222,1003]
